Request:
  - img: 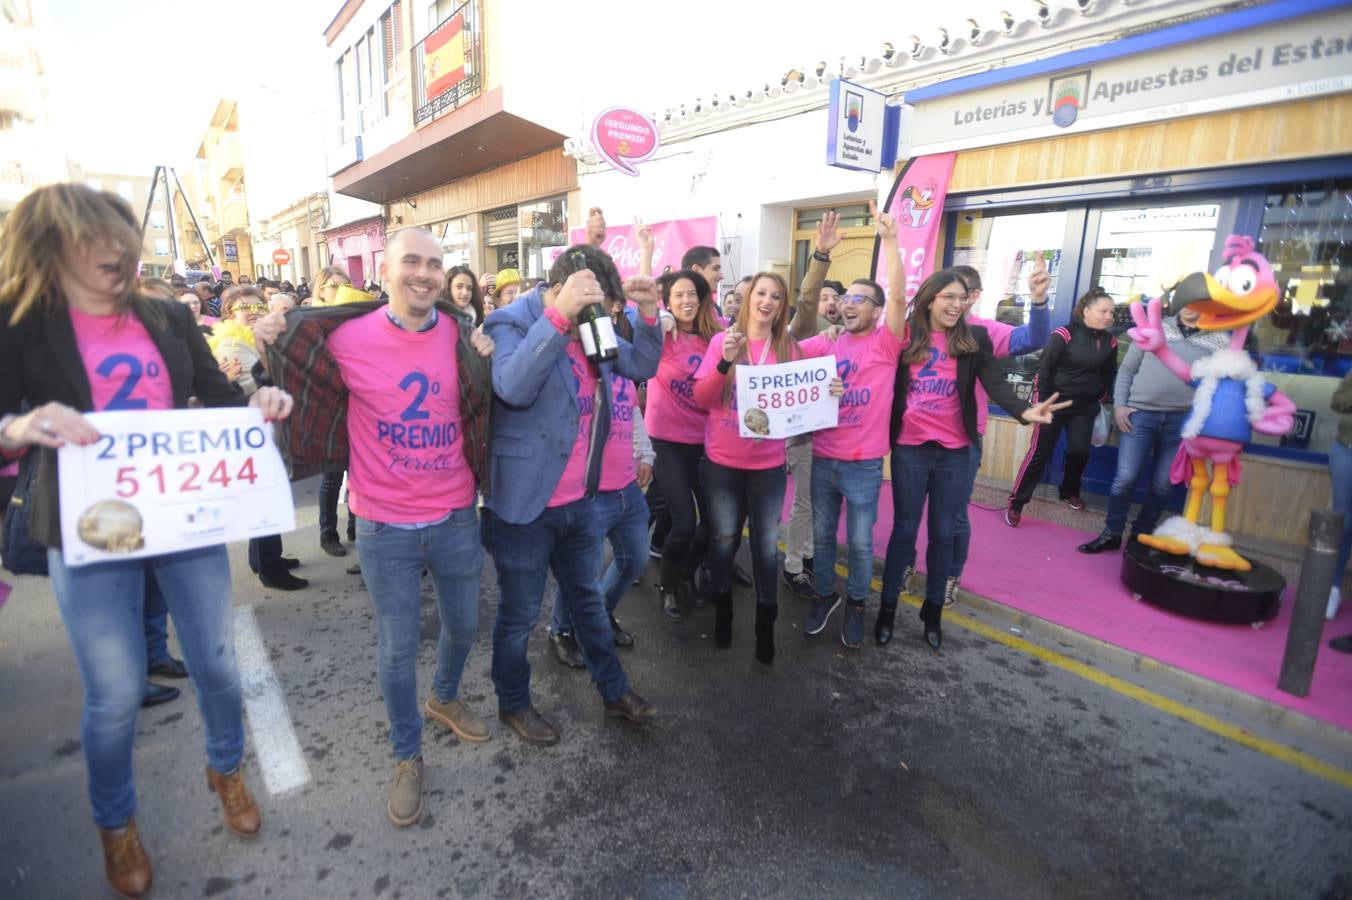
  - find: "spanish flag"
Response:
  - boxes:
[424,14,466,99]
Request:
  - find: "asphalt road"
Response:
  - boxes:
[2,481,1351,899]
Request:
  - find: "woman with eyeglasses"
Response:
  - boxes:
[878,269,1067,650]
[307,267,359,553]
[0,184,294,897]
[1006,287,1119,527]
[209,286,267,394]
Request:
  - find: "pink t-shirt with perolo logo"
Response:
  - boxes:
[644,331,709,444]
[600,371,638,491]
[800,324,905,461]
[694,334,788,471]
[327,310,474,523]
[898,332,969,450]
[69,307,174,412]
[548,341,598,507]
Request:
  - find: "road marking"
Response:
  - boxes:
[234,605,310,795]
[787,538,1352,790]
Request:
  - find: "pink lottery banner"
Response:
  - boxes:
[564,216,718,281]
[872,152,957,305]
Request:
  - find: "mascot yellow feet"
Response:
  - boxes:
[1196,544,1252,572]
[1141,516,1248,570]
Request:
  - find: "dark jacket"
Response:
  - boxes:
[1037,320,1117,404]
[0,298,245,548]
[485,285,661,525]
[264,299,492,490]
[889,325,1031,449]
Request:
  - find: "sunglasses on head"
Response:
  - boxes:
[235,303,266,313]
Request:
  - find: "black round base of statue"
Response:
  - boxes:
[1120,540,1284,625]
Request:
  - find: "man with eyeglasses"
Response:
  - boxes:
[797,204,910,646]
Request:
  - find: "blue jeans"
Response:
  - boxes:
[811,456,884,601]
[356,506,482,761]
[485,499,630,714]
[143,571,172,668]
[948,444,983,579]
[47,545,242,829]
[880,442,972,610]
[1103,409,1188,537]
[700,458,787,607]
[1331,440,1352,582]
[552,482,650,633]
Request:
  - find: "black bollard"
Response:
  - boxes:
[1278,509,1344,697]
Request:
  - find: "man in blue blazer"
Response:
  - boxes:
[483,245,663,745]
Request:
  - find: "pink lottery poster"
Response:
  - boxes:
[565,216,718,281]
[872,153,957,305]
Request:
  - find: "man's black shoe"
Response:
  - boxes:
[141,681,179,708]
[610,616,635,648]
[148,657,188,679]
[260,571,308,591]
[604,691,657,723]
[549,631,586,669]
[281,557,301,569]
[1077,533,1123,554]
[1330,634,1352,654]
[732,564,753,588]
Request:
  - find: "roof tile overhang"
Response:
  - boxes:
[332,87,568,204]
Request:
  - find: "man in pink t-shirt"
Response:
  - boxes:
[256,229,495,830]
[796,257,909,648]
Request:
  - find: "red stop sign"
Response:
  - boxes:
[272,248,292,265]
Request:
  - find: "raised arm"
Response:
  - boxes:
[873,200,908,342]
[615,274,662,382]
[636,216,654,277]
[789,210,843,339]
[1005,252,1052,356]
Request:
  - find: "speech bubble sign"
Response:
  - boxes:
[591,107,660,177]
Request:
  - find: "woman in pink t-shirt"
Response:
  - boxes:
[877,269,1066,651]
[645,269,722,623]
[694,273,835,665]
[0,184,295,897]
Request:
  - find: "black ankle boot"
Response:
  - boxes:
[713,591,733,648]
[754,604,778,665]
[660,582,687,623]
[919,602,942,650]
[875,605,896,645]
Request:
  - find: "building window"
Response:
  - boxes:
[1253,179,1352,455]
[153,238,170,257]
[150,210,166,230]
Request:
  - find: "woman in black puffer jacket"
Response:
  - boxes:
[1006,287,1118,525]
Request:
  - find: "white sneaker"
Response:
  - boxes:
[1328,586,1342,621]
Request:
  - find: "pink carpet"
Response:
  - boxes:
[783,481,1352,733]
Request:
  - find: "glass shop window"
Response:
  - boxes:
[950,209,1068,330]
[1253,180,1352,456]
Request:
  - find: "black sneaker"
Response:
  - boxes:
[548,631,586,669]
[841,600,866,649]
[260,571,308,591]
[783,568,815,599]
[803,593,841,636]
[649,543,663,560]
[320,531,346,557]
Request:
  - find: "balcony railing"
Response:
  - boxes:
[411,1,481,126]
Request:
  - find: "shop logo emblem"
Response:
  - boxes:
[1047,70,1091,128]
[845,90,864,133]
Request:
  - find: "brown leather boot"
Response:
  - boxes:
[99,817,152,899]
[206,765,262,838]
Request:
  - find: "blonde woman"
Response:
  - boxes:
[0,184,293,897]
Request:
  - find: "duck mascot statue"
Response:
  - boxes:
[1127,234,1295,572]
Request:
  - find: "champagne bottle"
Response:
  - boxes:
[569,251,618,363]
[578,301,619,363]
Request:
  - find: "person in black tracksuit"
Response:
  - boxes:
[1006,287,1118,524]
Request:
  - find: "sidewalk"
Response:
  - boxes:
[786,479,1352,734]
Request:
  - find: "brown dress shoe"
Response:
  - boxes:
[206,765,262,838]
[498,706,559,746]
[99,817,152,899]
[604,691,658,724]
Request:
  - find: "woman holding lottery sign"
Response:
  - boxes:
[0,184,294,899]
[692,273,842,665]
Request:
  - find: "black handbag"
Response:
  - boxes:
[2,452,49,576]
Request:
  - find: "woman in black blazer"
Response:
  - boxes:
[0,184,293,898]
